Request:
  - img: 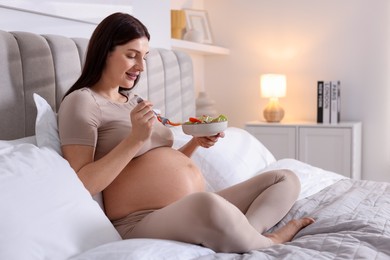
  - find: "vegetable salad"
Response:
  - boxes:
[184,115,228,124]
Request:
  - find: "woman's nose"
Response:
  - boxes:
[135,59,145,71]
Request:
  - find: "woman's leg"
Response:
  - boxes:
[217,169,303,232]
[216,169,314,244]
[127,192,275,253]
[126,170,313,253]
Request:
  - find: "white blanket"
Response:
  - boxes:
[198,178,390,259]
[73,176,390,260]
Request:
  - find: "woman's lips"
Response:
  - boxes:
[126,72,138,81]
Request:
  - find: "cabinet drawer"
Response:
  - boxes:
[245,126,296,160]
[298,127,352,177]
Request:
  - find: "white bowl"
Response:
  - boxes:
[182,121,228,137]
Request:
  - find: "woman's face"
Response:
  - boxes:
[103,36,149,89]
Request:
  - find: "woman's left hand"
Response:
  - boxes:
[194,132,225,148]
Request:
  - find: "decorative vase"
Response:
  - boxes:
[196,92,217,117]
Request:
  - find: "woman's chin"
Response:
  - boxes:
[120,82,135,89]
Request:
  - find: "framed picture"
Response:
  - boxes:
[184,9,213,44]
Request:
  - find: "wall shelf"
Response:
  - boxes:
[171,39,230,56]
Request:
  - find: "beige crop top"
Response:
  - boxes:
[58,88,174,160]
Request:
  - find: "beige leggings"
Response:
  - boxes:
[114,169,300,253]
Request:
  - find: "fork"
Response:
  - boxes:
[136,97,181,126]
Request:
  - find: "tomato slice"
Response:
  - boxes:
[189,117,202,123]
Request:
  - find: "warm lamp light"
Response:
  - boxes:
[260,74,286,123]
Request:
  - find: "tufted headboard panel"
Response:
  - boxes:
[0,30,195,140]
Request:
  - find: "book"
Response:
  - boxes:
[322,81,331,124]
[317,81,323,123]
[330,81,341,124]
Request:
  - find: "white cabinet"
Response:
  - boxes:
[245,121,362,179]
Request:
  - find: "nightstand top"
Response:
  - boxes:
[246,120,362,128]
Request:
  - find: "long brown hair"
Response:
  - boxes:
[63,12,150,98]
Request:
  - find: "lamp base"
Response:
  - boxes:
[263,99,284,123]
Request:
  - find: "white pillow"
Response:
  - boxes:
[71,238,214,260]
[0,144,121,260]
[0,135,36,149]
[172,127,276,192]
[257,158,346,200]
[33,93,62,154]
[33,93,105,211]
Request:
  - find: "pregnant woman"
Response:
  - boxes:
[58,12,314,253]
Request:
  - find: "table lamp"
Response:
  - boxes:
[260,74,286,123]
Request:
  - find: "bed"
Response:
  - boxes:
[1,30,390,260]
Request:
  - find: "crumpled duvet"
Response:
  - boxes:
[198,179,390,260]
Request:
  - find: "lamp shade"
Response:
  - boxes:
[260,74,286,98]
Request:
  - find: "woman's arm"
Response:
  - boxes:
[62,135,144,196]
[62,100,155,196]
[178,132,225,157]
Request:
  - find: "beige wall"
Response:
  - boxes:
[203,0,390,182]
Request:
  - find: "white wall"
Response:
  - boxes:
[130,0,170,48]
[204,0,390,182]
[170,0,207,98]
[0,0,170,48]
[0,6,97,38]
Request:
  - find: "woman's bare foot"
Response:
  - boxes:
[264,217,315,244]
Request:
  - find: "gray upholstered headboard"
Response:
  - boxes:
[0,30,195,140]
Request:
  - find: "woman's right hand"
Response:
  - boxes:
[130,100,156,142]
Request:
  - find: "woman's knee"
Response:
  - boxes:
[280,169,299,182]
[276,169,301,194]
[189,192,238,228]
[190,192,228,216]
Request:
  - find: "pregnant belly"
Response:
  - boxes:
[104,147,205,220]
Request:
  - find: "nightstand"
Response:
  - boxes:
[245,121,362,179]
